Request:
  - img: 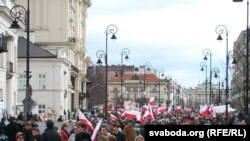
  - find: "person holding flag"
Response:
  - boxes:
[75,122,92,141]
[77,109,94,132]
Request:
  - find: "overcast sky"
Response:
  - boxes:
[86,0,246,88]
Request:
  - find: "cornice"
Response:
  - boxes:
[35,42,70,46]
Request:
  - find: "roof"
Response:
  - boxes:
[110,73,159,83]
[18,37,56,58]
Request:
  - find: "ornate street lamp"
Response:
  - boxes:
[165,75,172,109]
[140,62,151,104]
[200,62,208,104]
[215,24,229,121]
[96,24,118,117]
[203,48,213,105]
[212,67,220,104]
[120,48,130,108]
[10,0,31,120]
[158,69,165,106]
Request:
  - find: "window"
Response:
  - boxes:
[38,74,47,90]
[140,92,144,98]
[133,92,137,100]
[38,104,46,114]
[126,92,130,100]
[19,74,26,89]
[112,88,119,100]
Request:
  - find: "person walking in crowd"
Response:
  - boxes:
[17,112,25,121]
[97,135,108,141]
[74,122,91,141]
[21,121,34,141]
[32,128,42,141]
[100,125,111,137]
[123,120,134,141]
[134,135,144,141]
[107,135,117,141]
[5,117,20,141]
[57,116,63,122]
[16,132,25,141]
[41,120,61,141]
[111,123,125,141]
[0,117,6,134]
[59,123,69,141]
[68,126,77,141]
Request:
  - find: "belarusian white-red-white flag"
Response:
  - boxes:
[78,109,94,132]
[149,97,155,106]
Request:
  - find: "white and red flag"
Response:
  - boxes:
[157,107,166,114]
[175,106,183,113]
[91,118,103,141]
[141,104,149,112]
[149,97,155,106]
[110,114,117,121]
[40,112,48,121]
[78,109,94,132]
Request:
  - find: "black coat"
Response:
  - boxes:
[22,128,34,141]
[41,128,61,141]
[5,121,20,141]
[75,132,91,141]
[112,131,126,141]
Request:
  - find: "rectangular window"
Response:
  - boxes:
[133,92,137,100]
[38,104,46,114]
[19,74,26,89]
[112,92,118,100]
[126,92,130,100]
[38,74,46,90]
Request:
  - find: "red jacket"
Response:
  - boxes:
[60,128,69,141]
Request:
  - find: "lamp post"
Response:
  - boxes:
[172,81,176,112]
[141,62,151,104]
[96,24,118,117]
[165,75,172,109]
[233,0,249,116]
[120,48,130,108]
[10,0,30,120]
[203,49,212,105]
[200,62,208,104]
[158,69,165,107]
[212,67,220,104]
[215,24,229,121]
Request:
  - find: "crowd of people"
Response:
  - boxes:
[0,107,249,141]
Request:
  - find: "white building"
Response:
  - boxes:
[0,0,19,117]
[15,0,91,120]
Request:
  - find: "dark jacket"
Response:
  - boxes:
[22,128,34,141]
[112,131,126,141]
[75,132,91,141]
[41,128,61,141]
[33,135,42,141]
[5,121,20,141]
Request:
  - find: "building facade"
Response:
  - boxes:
[87,65,171,109]
[15,0,91,119]
[0,0,19,117]
[231,30,250,111]
[182,83,225,110]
